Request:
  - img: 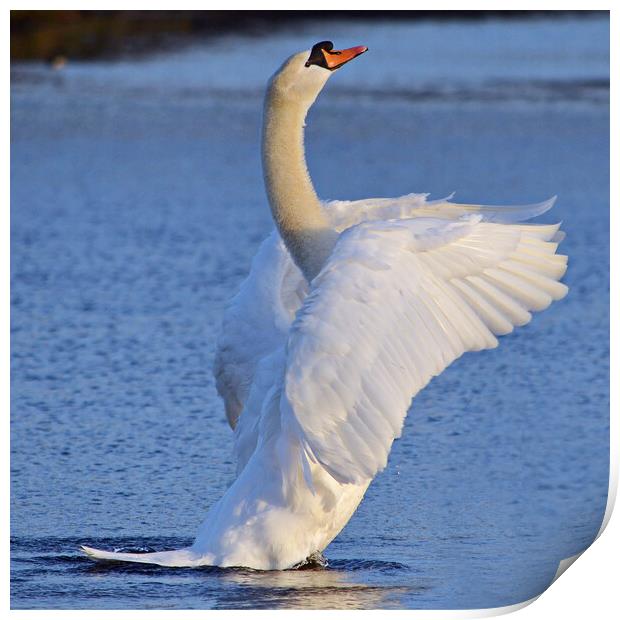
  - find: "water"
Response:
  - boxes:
[11,15,609,609]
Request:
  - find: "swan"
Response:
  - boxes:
[81,41,568,570]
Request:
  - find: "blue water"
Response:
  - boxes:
[11,15,609,609]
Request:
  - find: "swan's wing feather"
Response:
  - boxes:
[214,231,306,429]
[283,216,567,485]
[325,194,557,230]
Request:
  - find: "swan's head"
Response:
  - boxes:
[268,41,367,107]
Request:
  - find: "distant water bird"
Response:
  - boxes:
[82,41,568,569]
[49,55,67,71]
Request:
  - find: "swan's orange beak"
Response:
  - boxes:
[321,45,368,70]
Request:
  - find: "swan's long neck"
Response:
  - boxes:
[262,90,337,281]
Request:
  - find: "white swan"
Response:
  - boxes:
[82,41,568,570]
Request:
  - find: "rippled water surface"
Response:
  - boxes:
[11,15,609,609]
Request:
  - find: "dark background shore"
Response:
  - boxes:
[11,10,605,61]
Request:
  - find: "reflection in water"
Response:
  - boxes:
[214,563,412,609]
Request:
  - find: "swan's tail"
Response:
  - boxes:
[80,545,201,567]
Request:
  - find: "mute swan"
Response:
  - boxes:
[82,41,568,570]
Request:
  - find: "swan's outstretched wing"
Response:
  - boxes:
[326,193,558,230]
[283,215,568,485]
[214,232,305,429]
[216,195,557,431]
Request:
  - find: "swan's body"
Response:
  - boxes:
[82,42,568,570]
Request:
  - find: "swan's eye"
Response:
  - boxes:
[305,41,335,69]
